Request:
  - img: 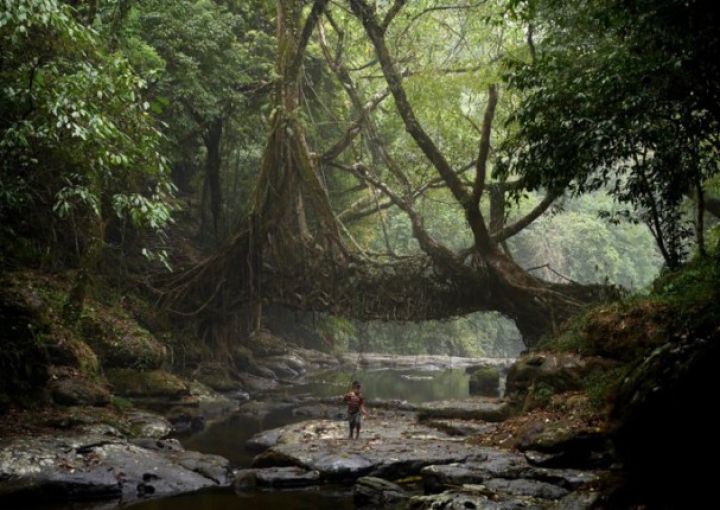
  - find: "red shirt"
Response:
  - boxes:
[343,391,364,414]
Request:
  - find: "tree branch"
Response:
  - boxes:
[381,0,408,33]
[287,0,330,84]
[348,0,470,206]
[492,188,562,243]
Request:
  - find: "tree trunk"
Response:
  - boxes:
[204,117,224,243]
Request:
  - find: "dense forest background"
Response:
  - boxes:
[1,0,718,364]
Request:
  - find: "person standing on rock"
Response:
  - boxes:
[343,381,368,439]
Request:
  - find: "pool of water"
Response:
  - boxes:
[284,366,475,404]
[124,486,355,510]
[178,405,300,467]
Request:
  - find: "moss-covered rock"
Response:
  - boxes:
[466,365,500,397]
[249,329,288,357]
[505,352,619,411]
[79,315,168,370]
[49,375,111,407]
[608,333,720,508]
[232,345,255,368]
[105,369,189,398]
[0,281,52,404]
[45,338,100,375]
[193,362,243,392]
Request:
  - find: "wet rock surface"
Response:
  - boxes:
[352,476,411,508]
[231,396,609,510]
[0,429,231,507]
[416,397,514,423]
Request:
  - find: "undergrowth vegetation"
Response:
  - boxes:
[534,252,720,411]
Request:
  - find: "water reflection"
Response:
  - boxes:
[288,367,473,404]
[177,406,300,467]
[123,486,354,510]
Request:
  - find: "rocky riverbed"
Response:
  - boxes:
[0,353,610,510]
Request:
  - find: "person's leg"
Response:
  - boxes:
[350,413,361,439]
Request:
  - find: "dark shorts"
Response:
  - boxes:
[348,411,362,429]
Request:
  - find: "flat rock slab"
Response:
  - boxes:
[408,487,601,510]
[249,418,475,483]
[423,418,500,437]
[421,451,600,494]
[238,413,605,507]
[234,466,322,490]
[416,398,513,422]
[0,431,231,506]
[246,414,458,448]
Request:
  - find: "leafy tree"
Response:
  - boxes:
[0,0,174,316]
[508,193,662,289]
[122,0,275,242]
[499,0,720,268]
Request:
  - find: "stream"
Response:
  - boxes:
[127,366,480,510]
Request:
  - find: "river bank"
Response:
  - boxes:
[4,316,717,510]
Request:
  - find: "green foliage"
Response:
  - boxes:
[0,0,175,267]
[317,315,356,353]
[508,192,662,289]
[533,249,720,416]
[114,0,277,233]
[351,312,523,358]
[583,365,629,411]
[109,395,134,410]
[498,0,720,268]
[529,381,555,408]
[650,255,720,334]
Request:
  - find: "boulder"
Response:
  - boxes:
[126,410,173,439]
[49,375,111,407]
[192,362,243,392]
[79,315,167,370]
[505,352,618,411]
[0,286,51,401]
[609,335,720,508]
[248,329,288,357]
[105,369,189,399]
[466,365,501,397]
[0,431,231,506]
[416,398,513,423]
[352,476,409,508]
[233,466,321,491]
[45,339,100,374]
[517,418,612,469]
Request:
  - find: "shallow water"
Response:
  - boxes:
[124,486,355,510]
[286,366,475,404]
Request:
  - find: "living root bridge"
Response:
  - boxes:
[160,227,613,346]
